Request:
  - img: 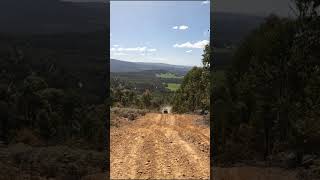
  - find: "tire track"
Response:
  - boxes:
[111,129,144,179]
[111,113,210,179]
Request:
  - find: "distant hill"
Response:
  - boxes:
[111,59,192,74]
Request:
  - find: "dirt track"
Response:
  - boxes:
[111,113,210,179]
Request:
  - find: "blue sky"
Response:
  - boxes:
[110,1,210,66]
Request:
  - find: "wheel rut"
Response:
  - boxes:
[111,113,210,179]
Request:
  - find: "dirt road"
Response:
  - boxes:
[111,113,210,179]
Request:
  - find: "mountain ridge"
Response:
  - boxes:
[110,59,192,73]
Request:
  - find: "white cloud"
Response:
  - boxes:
[179,25,189,30]
[125,47,147,52]
[113,52,127,56]
[172,25,189,30]
[186,50,193,53]
[110,46,156,53]
[113,45,119,47]
[114,47,146,52]
[173,40,209,49]
[201,0,210,5]
[147,49,157,52]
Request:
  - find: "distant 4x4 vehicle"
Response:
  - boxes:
[195,109,209,115]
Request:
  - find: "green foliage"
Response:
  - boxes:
[111,70,175,93]
[23,75,48,92]
[110,70,176,109]
[166,83,181,91]
[172,44,210,113]
[156,72,183,79]
[173,66,209,113]
[202,44,211,70]
[141,89,152,108]
[214,10,320,168]
[0,36,107,151]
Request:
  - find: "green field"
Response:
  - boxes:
[156,72,183,79]
[166,83,181,91]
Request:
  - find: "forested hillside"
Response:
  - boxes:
[0,32,108,178]
[111,59,191,73]
[172,45,210,113]
[0,32,108,149]
[212,1,320,178]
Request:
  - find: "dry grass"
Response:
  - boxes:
[111,107,149,127]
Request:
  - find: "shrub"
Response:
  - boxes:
[14,128,42,146]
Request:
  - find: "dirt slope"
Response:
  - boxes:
[111,113,210,179]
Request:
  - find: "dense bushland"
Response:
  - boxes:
[212,1,320,178]
[0,34,107,151]
[172,45,210,113]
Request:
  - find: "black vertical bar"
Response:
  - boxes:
[209,0,215,179]
[104,0,111,179]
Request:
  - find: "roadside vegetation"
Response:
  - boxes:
[212,1,320,179]
[172,45,210,114]
[111,107,149,127]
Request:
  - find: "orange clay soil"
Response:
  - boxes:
[111,113,210,179]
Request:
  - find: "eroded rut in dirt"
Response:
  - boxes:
[111,113,210,179]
